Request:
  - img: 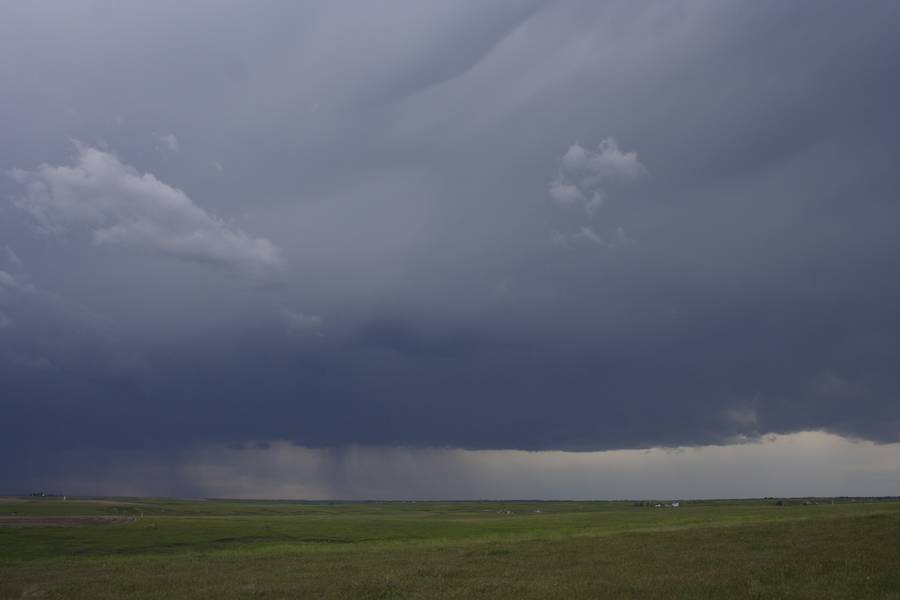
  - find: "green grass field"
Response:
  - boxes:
[1,496,899,599]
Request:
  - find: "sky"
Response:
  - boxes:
[2,0,899,499]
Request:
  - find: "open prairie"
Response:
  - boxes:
[1,497,899,599]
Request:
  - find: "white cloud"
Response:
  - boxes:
[725,407,759,428]
[154,132,181,154]
[0,270,32,294]
[11,144,284,277]
[562,138,646,182]
[285,310,323,335]
[0,270,16,290]
[552,226,633,248]
[549,138,646,245]
[560,142,591,173]
[548,178,585,207]
[570,226,606,246]
[585,191,605,217]
[550,138,646,218]
[13,356,55,370]
[4,246,23,269]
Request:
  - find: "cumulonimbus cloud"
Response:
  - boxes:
[10,144,283,277]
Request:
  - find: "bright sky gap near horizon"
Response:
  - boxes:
[1,1,899,499]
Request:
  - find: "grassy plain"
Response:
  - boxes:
[1,496,899,599]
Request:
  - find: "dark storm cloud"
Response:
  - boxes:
[2,0,900,492]
[11,433,900,500]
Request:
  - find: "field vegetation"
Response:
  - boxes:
[1,496,899,599]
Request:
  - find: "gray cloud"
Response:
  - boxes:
[284,310,323,336]
[14,432,900,499]
[153,132,181,155]
[2,0,900,495]
[4,246,23,269]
